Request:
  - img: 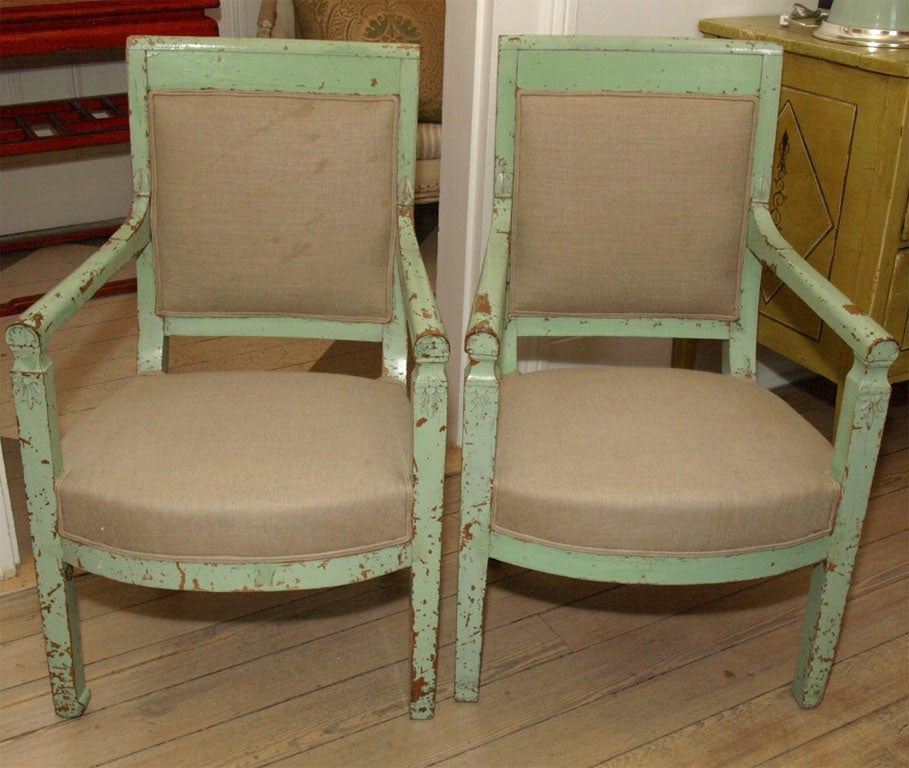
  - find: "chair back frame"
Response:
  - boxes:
[128,37,420,381]
[491,36,783,380]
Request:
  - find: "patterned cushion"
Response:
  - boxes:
[292,0,445,123]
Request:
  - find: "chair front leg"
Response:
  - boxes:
[792,357,892,707]
[455,364,498,702]
[35,559,91,717]
[793,561,847,707]
[409,363,447,719]
[8,345,90,717]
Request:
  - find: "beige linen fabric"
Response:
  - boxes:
[57,372,413,561]
[492,367,840,557]
[149,90,398,321]
[510,91,758,319]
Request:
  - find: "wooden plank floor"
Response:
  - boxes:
[0,288,906,766]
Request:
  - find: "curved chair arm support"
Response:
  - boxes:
[465,203,512,362]
[398,213,449,363]
[747,207,898,367]
[10,201,151,349]
[747,204,897,513]
[6,202,150,498]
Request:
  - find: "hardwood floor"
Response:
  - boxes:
[0,286,906,767]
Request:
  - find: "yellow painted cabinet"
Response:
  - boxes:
[700,16,909,392]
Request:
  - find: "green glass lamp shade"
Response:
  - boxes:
[815,0,909,47]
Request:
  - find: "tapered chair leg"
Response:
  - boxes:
[410,561,441,719]
[408,369,447,719]
[9,355,91,718]
[454,530,490,702]
[35,558,91,718]
[456,376,498,702]
[792,560,852,707]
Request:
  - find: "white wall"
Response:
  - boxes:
[575,0,787,35]
[0,1,258,237]
[0,60,132,236]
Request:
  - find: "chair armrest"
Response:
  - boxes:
[465,202,511,362]
[747,206,898,367]
[259,0,296,39]
[398,213,449,363]
[12,200,150,347]
[257,0,278,37]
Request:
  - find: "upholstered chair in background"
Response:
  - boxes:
[258,0,445,205]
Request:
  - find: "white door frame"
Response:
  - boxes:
[436,0,578,441]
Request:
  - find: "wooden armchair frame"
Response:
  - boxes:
[6,36,448,720]
[455,36,898,709]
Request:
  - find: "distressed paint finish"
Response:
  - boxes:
[61,540,412,591]
[454,36,898,710]
[401,199,449,717]
[486,534,834,585]
[409,359,447,718]
[6,37,447,721]
[454,357,498,702]
[791,355,893,706]
[748,206,899,706]
[4,207,151,718]
[7,327,90,718]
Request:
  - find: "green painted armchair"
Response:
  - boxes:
[6,36,448,720]
[455,36,898,710]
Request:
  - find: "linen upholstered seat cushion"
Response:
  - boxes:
[56,372,413,562]
[492,368,841,557]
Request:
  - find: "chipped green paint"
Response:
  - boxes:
[6,36,446,721]
[454,35,897,711]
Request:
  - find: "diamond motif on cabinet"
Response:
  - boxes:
[762,101,834,305]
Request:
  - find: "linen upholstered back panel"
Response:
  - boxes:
[509,90,759,320]
[149,90,398,321]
